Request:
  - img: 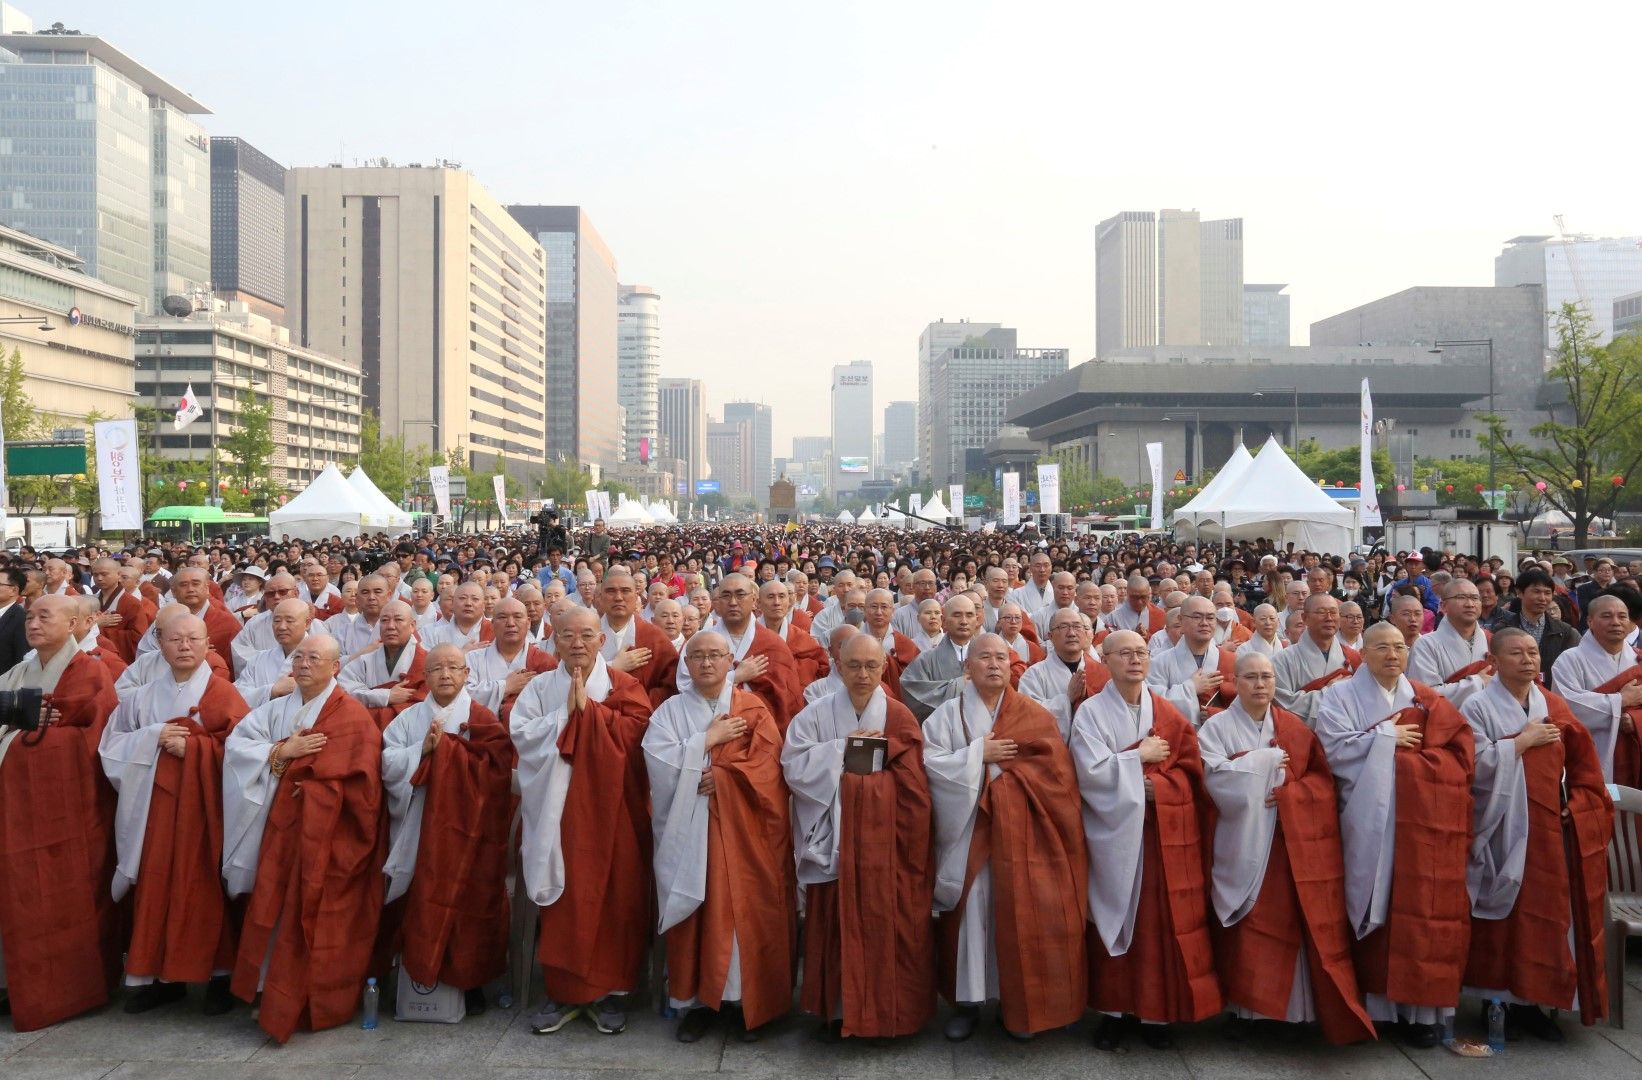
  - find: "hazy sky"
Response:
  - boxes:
[48,1,1642,455]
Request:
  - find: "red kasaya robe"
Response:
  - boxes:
[1199,647,1241,714]
[733,623,806,734]
[664,690,795,1030]
[1210,706,1374,1044]
[938,689,1089,1035]
[0,651,120,1031]
[230,687,384,1043]
[875,629,920,702]
[802,696,935,1037]
[1463,692,1612,1023]
[497,646,559,728]
[1352,683,1474,1009]
[1300,646,1363,694]
[101,589,153,664]
[627,616,681,709]
[782,623,829,688]
[1087,693,1223,1023]
[366,644,429,730]
[1593,652,1642,788]
[537,670,655,1003]
[200,601,244,668]
[126,677,248,983]
[398,703,515,991]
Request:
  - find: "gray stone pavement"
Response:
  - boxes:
[5,956,1641,1080]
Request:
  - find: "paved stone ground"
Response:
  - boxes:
[4,954,1640,1079]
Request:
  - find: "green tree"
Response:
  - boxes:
[1480,305,1642,545]
[0,346,68,514]
[220,392,274,485]
[358,410,436,506]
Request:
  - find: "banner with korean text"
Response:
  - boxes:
[94,419,142,530]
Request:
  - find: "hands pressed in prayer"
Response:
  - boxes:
[568,669,588,713]
[982,736,1017,764]
[1513,721,1560,753]
[277,727,328,762]
[732,654,769,684]
[609,647,652,673]
[159,722,190,759]
[1068,671,1089,713]
[705,711,748,750]
[420,717,443,758]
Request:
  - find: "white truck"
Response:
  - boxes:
[2,515,80,552]
[1384,519,1517,566]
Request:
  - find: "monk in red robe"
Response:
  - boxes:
[861,588,921,701]
[165,567,244,666]
[689,573,804,732]
[99,612,248,1015]
[782,633,934,1040]
[757,579,829,687]
[600,567,679,708]
[222,634,384,1042]
[91,555,152,664]
[339,601,428,729]
[73,594,128,680]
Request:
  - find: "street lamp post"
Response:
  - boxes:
[1431,339,1495,509]
[400,419,440,509]
[1162,411,1202,480]
[1254,386,1300,454]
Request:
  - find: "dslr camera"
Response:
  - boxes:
[0,687,44,732]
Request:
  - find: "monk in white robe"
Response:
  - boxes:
[1018,607,1103,739]
[1408,579,1493,707]
[1550,593,1642,784]
[1271,594,1357,726]
[1235,603,1286,660]
[463,597,555,724]
[1146,596,1233,725]
[233,599,311,708]
[229,573,304,674]
[323,574,390,657]
[338,600,427,728]
[898,595,981,722]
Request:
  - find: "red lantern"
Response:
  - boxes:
[218,479,228,490]
[1445,484,1454,493]
[1614,475,1626,487]
[1354,481,1362,489]
[1396,484,1406,492]
[240,487,249,495]
[1475,483,1484,493]
[1334,481,1344,488]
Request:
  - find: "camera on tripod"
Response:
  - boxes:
[0,688,45,732]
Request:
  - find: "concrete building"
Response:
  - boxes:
[882,400,917,474]
[658,377,708,494]
[1095,212,1156,356]
[210,137,285,323]
[830,362,874,496]
[135,299,362,490]
[1309,284,1547,443]
[1496,234,1642,347]
[1243,283,1291,347]
[921,326,1068,486]
[506,205,619,469]
[0,223,139,423]
[1616,290,1642,339]
[918,319,999,470]
[1006,347,1491,487]
[0,16,212,312]
[792,435,831,463]
[608,461,675,502]
[1199,218,1244,346]
[723,401,773,499]
[1157,210,1202,347]
[285,164,548,481]
[616,284,660,466]
[707,419,753,500]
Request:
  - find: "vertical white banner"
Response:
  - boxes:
[597,491,612,522]
[1146,442,1164,530]
[1036,462,1061,516]
[948,484,963,518]
[1001,472,1021,526]
[492,475,509,524]
[428,465,451,517]
[1358,378,1383,527]
[909,492,922,519]
[584,488,600,521]
[94,419,143,530]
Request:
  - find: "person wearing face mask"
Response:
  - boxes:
[1210,584,1252,648]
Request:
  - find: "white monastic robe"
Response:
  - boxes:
[1009,580,1054,617]
[643,681,743,1007]
[1236,633,1286,660]
[1019,652,1095,741]
[1551,634,1636,780]
[890,601,924,638]
[299,580,342,609]
[1461,678,1539,922]
[1272,634,1351,726]
[99,663,214,902]
[782,688,889,887]
[324,611,381,657]
[1313,666,1446,1025]
[1409,619,1491,707]
[411,604,440,631]
[420,618,485,651]
[381,690,474,903]
[922,683,1005,1004]
[1031,603,1076,641]
[220,681,338,897]
[1148,627,1174,657]
[804,671,845,704]
[898,637,972,722]
[675,618,758,696]
[232,610,274,676]
[1069,683,1152,960]
[1108,603,1151,633]
[1148,639,1221,726]
[464,643,539,714]
[1000,633,1034,666]
[339,643,418,709]
[234,643,299,709]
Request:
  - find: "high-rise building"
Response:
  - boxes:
[0,17,212,312]
[922,327,1068,485]
[616,284,660,467]
[658,377,708,494]
[918,319,1000,470]
[1616,290,1642,339]
[210,137,286,322]
[792,435,831,463]
[1157,210,1202,346]
[506,206,619,468]
[1496,234,1642,347]
[723,401,773,501]
[1095,212,1156,356]
[285,165,548,480]
[830,362,874,496]
[882,400,917,474]
[1199,217,1244,346]
[707,418,753,499]
[1242,284,1291,347]
[136,299,362,490]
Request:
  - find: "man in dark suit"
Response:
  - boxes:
[1574,557,1617,631]
[0,566,31,676]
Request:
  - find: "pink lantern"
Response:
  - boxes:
[1535,480,1547,491]
[1396,484,1406,492]
[178,480,188,490]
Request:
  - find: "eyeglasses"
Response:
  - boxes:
[425,663,468,674]
[841,661,885,673]
[1106,648,1149,661]
[687,651,731,663]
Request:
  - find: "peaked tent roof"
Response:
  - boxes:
[608,498,654,526]
[1172,443,1255,524]
[1186,436,1356,553]
[269,463,370,540]
[836,509,855,524]
[921,492,950,522]
[858,507,878,522]
[346,467,415,533]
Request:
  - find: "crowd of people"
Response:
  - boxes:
[0,519,1637,1055]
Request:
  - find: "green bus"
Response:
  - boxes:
[145,505,270,545]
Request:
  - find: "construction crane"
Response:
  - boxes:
[1552,213,1592,315]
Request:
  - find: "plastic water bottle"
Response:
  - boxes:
[361,977,380,1030]
[1487,999,1505,1053]
[496,988,513,1010]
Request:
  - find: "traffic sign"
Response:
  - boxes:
[1174,469,1186,482]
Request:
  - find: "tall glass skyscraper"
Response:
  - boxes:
[210,136,285,318]
[617,284,660,465]
[0,24,211,312]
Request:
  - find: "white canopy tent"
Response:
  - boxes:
[858,507,878,523]
[268,463,372,540]
[1171,444,1255,528]
[647,499,678,524]
[836,509,856,524]
[920,492,950,527]
[1183,437,1357,554]
[882,503,907,527]
[607,498,654,527]
[346,467,415,533]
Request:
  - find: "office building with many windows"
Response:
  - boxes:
[830,361,874,496]
[1095,212,1156,356]
[1496,233,1642,348]
[1242,283,1291,347]
[882,399,917,475]
[617,283,659,465]
[922,327,1067,485]
[210,137,286,322]
[658,377,708,494]
[723,400,772,501]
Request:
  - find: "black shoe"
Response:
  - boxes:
[1507,1004,1564,1043]
[1094,1014,1129,1051]
[463,987,486,1016]
[944,1005,979,1041]
[1139,1023,1174,1049]
[1225,1015,1256,1042]
[0,990,10,1017]
[676,1006,715,1043]
[1401,1022,1441,1049]
[812,1019,844,1044]
[732,1007,760,1043]
[202,976,235,1016]
[123,982,188,1014]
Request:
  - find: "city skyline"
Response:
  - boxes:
[17,2,1642,456]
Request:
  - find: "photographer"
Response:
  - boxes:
[0,594,121,1030]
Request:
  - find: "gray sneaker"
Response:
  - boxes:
[589,996,627,1035]
[529,1000,582,1034]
